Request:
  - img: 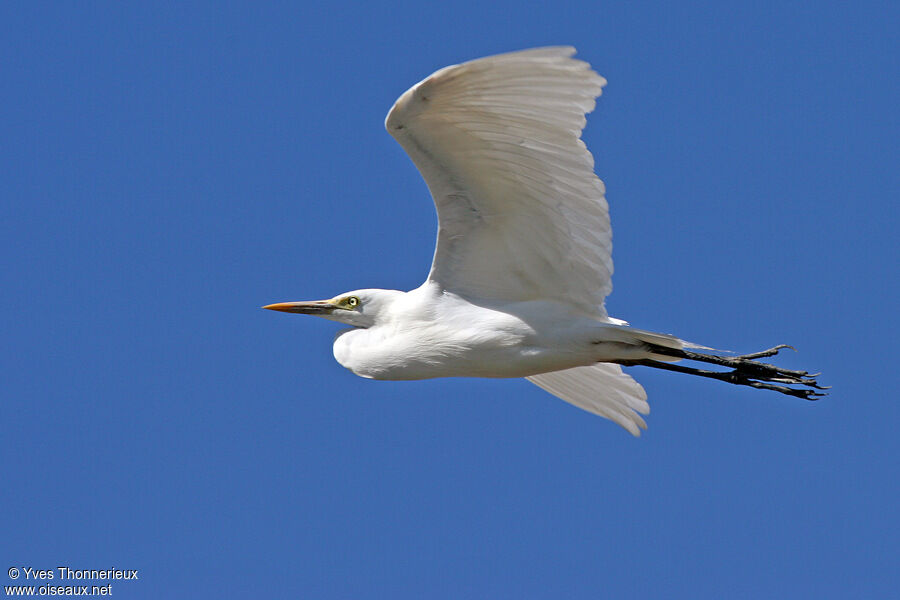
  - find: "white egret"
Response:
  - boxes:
[265,47,824,435]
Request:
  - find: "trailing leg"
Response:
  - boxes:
[617,344,827,400]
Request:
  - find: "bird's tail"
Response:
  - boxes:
[604,323,716,361]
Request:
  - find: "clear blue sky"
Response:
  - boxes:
[3,2,897,598]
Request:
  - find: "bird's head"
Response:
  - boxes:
[263,288,403,328]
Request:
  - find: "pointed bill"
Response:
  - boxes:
[262,300,337,315]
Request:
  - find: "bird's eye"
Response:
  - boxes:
[346,296,360,308]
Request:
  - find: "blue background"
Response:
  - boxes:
[3,2,897,598]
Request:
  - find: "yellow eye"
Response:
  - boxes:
[346,296,360,308]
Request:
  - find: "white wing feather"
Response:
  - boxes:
[527,364,650,436]
[387,48,652,434]
[386,47,611,314]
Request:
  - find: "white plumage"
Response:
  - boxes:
[386,47,612,313]
[383,47,650,434]
[264,47,824,435]
[527,364,649,436]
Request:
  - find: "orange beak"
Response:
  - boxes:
[262,300,337,315]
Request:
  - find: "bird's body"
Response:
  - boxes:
[265,47,824,435]
[330,283,659,381]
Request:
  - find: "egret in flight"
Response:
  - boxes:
[265,47,824,435]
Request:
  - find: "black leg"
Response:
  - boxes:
[646,344,826,387]
[617,345,828,400]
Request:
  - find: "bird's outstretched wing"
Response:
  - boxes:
[386,47,611,314]
[527,363,649,436]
